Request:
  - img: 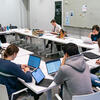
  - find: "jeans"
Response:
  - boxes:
[91,74,100,87]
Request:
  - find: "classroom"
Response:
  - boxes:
[0,0,100,100]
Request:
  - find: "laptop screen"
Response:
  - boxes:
[28,55,41,68]
[32,68,45,84]
[46,59,61,74]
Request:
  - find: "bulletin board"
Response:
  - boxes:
[63,0,100,28]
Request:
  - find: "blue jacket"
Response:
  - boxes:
[0,58,32,96]
[91,32,100,41]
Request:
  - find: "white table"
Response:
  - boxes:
[0,29,98,50]
[1,43,33,57]
[83,48,100,69]
[0,44,56,100]
[13,29,98,50]
[12,53,100,100]
[40,33,98,49]
[12,55,57,100]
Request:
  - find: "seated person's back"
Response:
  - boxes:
[0,44,32,98]
[54,43,93,100]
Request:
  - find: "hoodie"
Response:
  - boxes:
[54,54,93,100]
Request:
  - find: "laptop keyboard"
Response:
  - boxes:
[37,79,53,87]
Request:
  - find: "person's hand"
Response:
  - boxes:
[96,59,100,64]
[21,64,29,69]
[21,64,30,73]
[92,41,97,44]
[24,67,30,73]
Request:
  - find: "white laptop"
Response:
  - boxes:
[81,37,93,44]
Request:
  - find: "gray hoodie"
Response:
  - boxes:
[54,54,93,100]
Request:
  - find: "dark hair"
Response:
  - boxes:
[50,19,56,23]
[4,44,19,58]
[60,29,64,33]
[98,38,100,48]
[62,43,79,56]
[92,25,100,32]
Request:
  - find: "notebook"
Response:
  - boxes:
[83,52,100,59]
[28,55,41,70]
[46,59,61,76]
[32,68,53,87]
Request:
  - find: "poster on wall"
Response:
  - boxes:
[82,5,87,13]
[65,12,70,25]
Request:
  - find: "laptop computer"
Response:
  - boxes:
[82,37,93,44]
[46,59,61,76]
[83,52,100,59]
[32,68,53,87]
[28,55,41,70]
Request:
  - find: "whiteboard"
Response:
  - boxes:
[63,0,100,28]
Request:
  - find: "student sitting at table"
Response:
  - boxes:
[54,43,93,100]
[0,44,41,100]
[90,38,100,87]
[88,25,100,43]
[46,19,62,51]
[82,25,100,51]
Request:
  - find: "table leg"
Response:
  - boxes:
[15,33,19,41]
[46,89,52,100]
[51,41,55,54]
[30,37,33,45]
[43,39,46,51]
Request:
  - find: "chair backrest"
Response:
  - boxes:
[72,91,100,100]
[0,84,9,100]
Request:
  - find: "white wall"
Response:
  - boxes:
[54,0,62,1]
[30,0,55,30]
[0,0,28,28]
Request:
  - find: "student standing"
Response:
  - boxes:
[54,43,93,100]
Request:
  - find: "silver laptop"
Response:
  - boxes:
[82,37,93,44]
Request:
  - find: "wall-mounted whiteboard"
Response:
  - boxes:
[63,0,100,28]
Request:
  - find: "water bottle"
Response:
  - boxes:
[7,26,10,31]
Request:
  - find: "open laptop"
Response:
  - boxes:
[46,59,61,76]
[32,68,53,87]
[82,37,93,44]
[28,55,41,70]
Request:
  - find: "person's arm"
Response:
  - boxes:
[92,41,97,44]
[88,32,92,38]
[9,63,32,82]
[96,59,100,64]
[51,32,58,35]
[54,67,65,84]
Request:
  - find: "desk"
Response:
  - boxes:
[83,48,100,69]
[0,29,19,35]
[1,43,33,57]
[14,29,98,50]
[12,55,57,100]
[40,33,98,49]
[0,29,98,50]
